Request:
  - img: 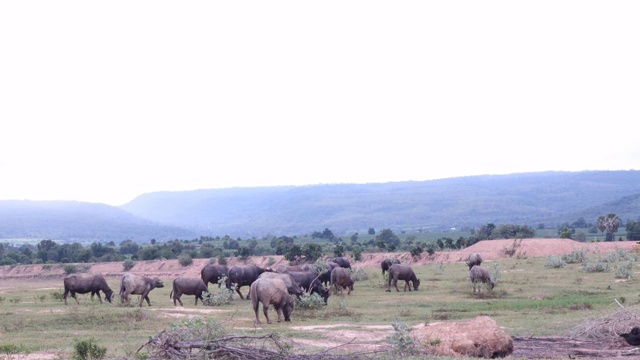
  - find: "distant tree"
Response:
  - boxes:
[236,246,252,259]
[537,223,545,230]
[119,240,140,255]
[410,245,423,258]
[333,244,344,257]
[626,220,640,240]
[301,243,323,262]
[597,213,621,241]
[571,217,588,228]
[284,244,302,261]
[368,228,376,235]
[558,226,573,239]
[575,229,586,242]
[350,233,359,243]
[376,229,400,250]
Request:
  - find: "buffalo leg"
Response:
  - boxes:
[276,307,284,323]
[253,300,262,324]
[393,278,400,292]
[63,289,70,305]
[263,304,272,324]
[176,295,183,306]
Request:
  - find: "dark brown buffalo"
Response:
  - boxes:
[258,272,304,299]
[332,257,351,269]
[170,277,208,306]
[469,265,494,293]
[250,277,294,324]
[200,264,228,288]
[63,273,114,305]
[120,273,165,307]
[381,258,400,275]
[226,265,272,300]
[330,267,354,295]
[466,253,483,270]
[386,264,420,292]
[287,271,330,304]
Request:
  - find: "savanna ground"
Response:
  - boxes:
[2,238,640,359]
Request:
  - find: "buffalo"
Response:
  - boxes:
[466,253,483,270]
[258,272,304,300]
[381,258,400,276]
[386,264,420,292]
[201,264,228,288]
[620,327,640,346]
[330,267,353,295]
[469,265,494,293]
[63,273,114,305]
[250,277,294,324]
[332,257,351,269]
[226,265,272,300]
[170,277,208,306]
[287,270,330,304]
[120,273,165,307]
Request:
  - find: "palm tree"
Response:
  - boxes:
[597,213,621,241]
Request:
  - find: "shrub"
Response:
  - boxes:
[581,261,608,273]
[64,264,78,275]
[614,261,635,279]
[217,255,227,266]
[122,259,135,271]
[349,268,368,282]
[202,278,235,306]
[295,293,325,310]
[72,338,106,360]
[387,320,419,356]
[561,249,589,264]
[545,256,566,269]
[178,254,193,267]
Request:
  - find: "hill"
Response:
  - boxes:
[121,170,640,238]
[0,200,197,243]
[3,170,640,242]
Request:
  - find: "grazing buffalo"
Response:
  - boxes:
[250,277,294,325]
[276,263,321,273]
[63,273,114,305]
[201,264,228,288]
[330,267,354,295]
[381,258,400,276]
[287,271,330,304]
[469,265,494,293]
[387,264,420,292]
[332,257,351,269]
[226,265,272,300]
[258,272,304,300]
[170,277,208,306]
[466,253,483,270]
[120,273,165,307]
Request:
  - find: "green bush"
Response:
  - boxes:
[64,264,78,275]
[581,261,608,273]
[295,293,325,310]
[202,278,235,306]
[178,254,193,267]
[122,259,135,271]
[349,268,368,282]
[50,290,65,301]
[387,320,419,356]
[72,338,106,360]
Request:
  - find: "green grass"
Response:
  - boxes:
[1,254,639,358]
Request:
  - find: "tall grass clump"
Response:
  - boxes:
[178,254,193,267]
[350,268,368,281]
[387,320,419,357]
[294,293,325,310]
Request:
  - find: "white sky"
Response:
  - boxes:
[1,1,639,206]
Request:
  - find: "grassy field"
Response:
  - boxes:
[1,253,639,359]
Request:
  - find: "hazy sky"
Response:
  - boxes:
[1,1,638,206]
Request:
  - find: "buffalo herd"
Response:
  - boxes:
[61,253,493,325]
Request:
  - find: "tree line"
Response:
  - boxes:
[0,216,637,266]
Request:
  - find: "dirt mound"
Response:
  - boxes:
[0,238,634,280]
